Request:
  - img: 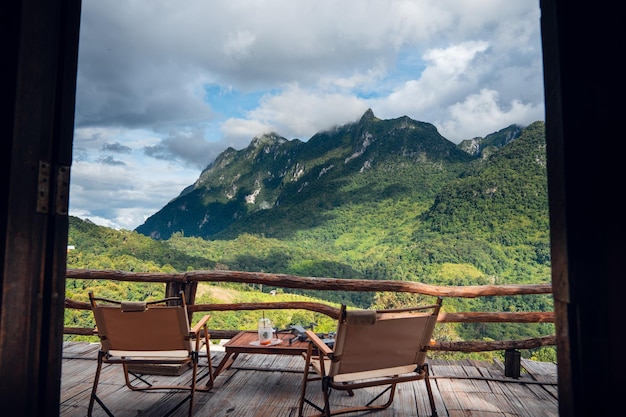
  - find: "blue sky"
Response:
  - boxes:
[70,0,545,231]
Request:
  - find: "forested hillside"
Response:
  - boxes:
[66,118,553,359]
[136,110,475,240]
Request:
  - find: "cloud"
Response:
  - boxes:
[98,156,126,166]
[69,0,545,230]
[247,85,369,138]
[371,41,491,122]
[69,156,200,230]
[143,129,218,169]
[222,30,257,63]
[102,142,132,153]
[439,89,544,139]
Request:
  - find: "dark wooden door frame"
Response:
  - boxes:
[0,1,81,416]
[541,0,625,414]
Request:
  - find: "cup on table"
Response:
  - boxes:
[258,318,273,345]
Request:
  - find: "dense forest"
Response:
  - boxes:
[65,118,554,362]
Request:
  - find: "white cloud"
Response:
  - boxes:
[70,127,202,229]
[373,41,490,117]
[220,118,275,146]
[70,0,545,230]
[222,30,257,63]
[438,89,544,140]
[247,85,369,139]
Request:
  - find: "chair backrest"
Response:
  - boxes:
[89,292,192,353]
[329,298,441,377]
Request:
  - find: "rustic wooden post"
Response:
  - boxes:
[166,281,198,323]
[504,349,521,378]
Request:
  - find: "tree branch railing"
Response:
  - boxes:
[64,268,555,352]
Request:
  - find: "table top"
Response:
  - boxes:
[223,330,310,355]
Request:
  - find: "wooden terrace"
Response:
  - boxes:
[60,340,557,417]
[61,269,558,417]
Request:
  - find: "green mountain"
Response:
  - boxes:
[136,109,476,240]
[457,124,524,158]
[68,114,552,345]
[132,110,549,286]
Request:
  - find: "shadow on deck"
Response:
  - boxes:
[60,341,558,417]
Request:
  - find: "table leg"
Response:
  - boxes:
[210,352,239,382]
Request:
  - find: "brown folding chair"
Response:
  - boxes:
[88,291,214,417]
[298,298,442,417]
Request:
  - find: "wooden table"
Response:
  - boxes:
[210,331,310,384]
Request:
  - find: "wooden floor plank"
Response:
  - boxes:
[60,342,558,417]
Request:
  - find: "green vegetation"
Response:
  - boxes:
[65,119,555,361]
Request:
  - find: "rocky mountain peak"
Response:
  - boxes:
[358,108,378,123]
[136,115,541,241]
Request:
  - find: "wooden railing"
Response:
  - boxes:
[63,268,556,353]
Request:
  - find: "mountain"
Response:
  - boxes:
[423,121,547,237]
[134,110,549,282]
[136,109,481,240]
[414,121,550,282]
[457,124,524,158]
[76,114,551,341]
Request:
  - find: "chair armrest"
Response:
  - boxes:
[191,314,211,335]
[305,329,333,356]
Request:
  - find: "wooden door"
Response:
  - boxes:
[0,1,81,416]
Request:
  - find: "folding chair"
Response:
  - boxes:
[87,291,214,417]
[298,298,442,417]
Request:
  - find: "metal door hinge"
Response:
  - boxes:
[56,165,70,215]
[37,161,70,215]
[37,161,51,213]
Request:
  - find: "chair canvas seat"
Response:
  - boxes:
[299,298,442,417]
[107,350,192,359]
[87,291,214,417]
[322,364,418,383]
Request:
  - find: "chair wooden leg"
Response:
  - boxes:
[88,351,115,417]
[161,357,197,417]
[203,330,215,390]
[87,352,103,417]
[187,353,198,417]
[298,351,311,416]
[321,376,332,417]
[423,363,438,417]
[194,324,215,392]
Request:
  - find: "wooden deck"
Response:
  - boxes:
[60,341,558,417]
